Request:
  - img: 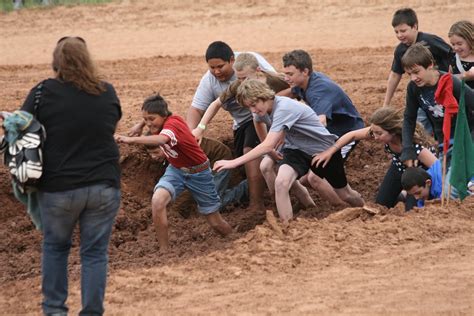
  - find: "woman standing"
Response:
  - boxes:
[20,37,121,315]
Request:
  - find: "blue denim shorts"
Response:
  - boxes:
[154,164,221,215]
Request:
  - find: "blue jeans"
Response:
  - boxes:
[213,170,249,208]
[155,165,221,214]
[417,108,434,136]
[38,184,121,316]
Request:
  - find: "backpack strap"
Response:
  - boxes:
[33,81,44,119]
[455,54,465,74]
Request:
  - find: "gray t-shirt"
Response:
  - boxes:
[221,97,253,129]
[191,51,275,113]
[268,96,337,155]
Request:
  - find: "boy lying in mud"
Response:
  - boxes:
[115,94,233,251]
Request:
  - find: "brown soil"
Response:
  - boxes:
[0,1,473,314]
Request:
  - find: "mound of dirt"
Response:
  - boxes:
[0,0,473,314]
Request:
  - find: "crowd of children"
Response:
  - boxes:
[4,7,473,314]
[114,9,474,250]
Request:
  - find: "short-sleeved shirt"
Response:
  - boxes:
[291,72,364,136]
[159,115,208,168]
[266,96,338,156]
[191,51,275,113]
[391,32,452,74]
[220,96,253,129]
[450,54,474,89]
[220,73,290,130]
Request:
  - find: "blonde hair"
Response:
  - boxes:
[449,20,474,53]
[52,37,105,95]
[220,72,288,104]
[236,79,275,106]
[234,53,259,71]
[369,107,433,147]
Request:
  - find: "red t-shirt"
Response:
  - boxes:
[158,115,207,168]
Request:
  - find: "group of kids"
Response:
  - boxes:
[115,8,474,251]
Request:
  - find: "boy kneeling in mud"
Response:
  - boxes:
[213,79,364,225]
[115,94,232,251]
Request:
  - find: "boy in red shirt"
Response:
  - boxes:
[115,94,232,251]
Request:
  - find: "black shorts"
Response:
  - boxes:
[280,148,348,189]
[233,120,260,157]
[310,149,347,189]
[279,148,313,179]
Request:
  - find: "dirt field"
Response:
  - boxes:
[0,0,473,314]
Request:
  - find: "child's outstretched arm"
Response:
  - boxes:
[383,71,402,106]
[312,127,370,168]
[191,97,222,143]
[213,130,284,171]
[114,134,169,146]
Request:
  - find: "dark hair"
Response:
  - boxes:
[205,41,234,62]
[141,94,172,117]
[52,37,105,95]
[392,8,418,28]
[401,167,431,190]
[282,49,313,73]
[401,42,435,70]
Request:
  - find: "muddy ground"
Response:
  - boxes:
[0,0,473,314]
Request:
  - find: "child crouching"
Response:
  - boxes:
[115,94,232,251]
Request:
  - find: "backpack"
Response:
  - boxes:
[1,83,46,192]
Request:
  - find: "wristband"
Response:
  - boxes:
[332,144,340,150]
[197,123,206,130]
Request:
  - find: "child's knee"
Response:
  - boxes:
[274,175,292,192]
[151,189,171,213]
[260,157,274,173]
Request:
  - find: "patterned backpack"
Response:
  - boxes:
[1,83,46,192]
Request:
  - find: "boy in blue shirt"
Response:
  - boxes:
[401,163,443,207]
[401,162,472,207]
[282,49,364,159]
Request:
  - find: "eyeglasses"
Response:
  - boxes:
[57,36,86,45]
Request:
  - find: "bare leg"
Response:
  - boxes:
[260,155,278,194]
[334,184,365,207]
[307,171,348,208]
[244,147,265,212]
[151,188,172,252]
[289,180,315,208]
[274,164,299,224]
[205,212,233,236]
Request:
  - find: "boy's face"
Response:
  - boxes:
[283,65,309,88]
[407,180,431,200]
[236,65,258,81]
[208,57,235,82]
[142,111,166,133]
[243,98,272,116]
[405,64,434,87]
[394,23,418,46]
[449,34,472,59]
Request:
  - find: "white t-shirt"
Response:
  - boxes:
[191,51,275,112]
